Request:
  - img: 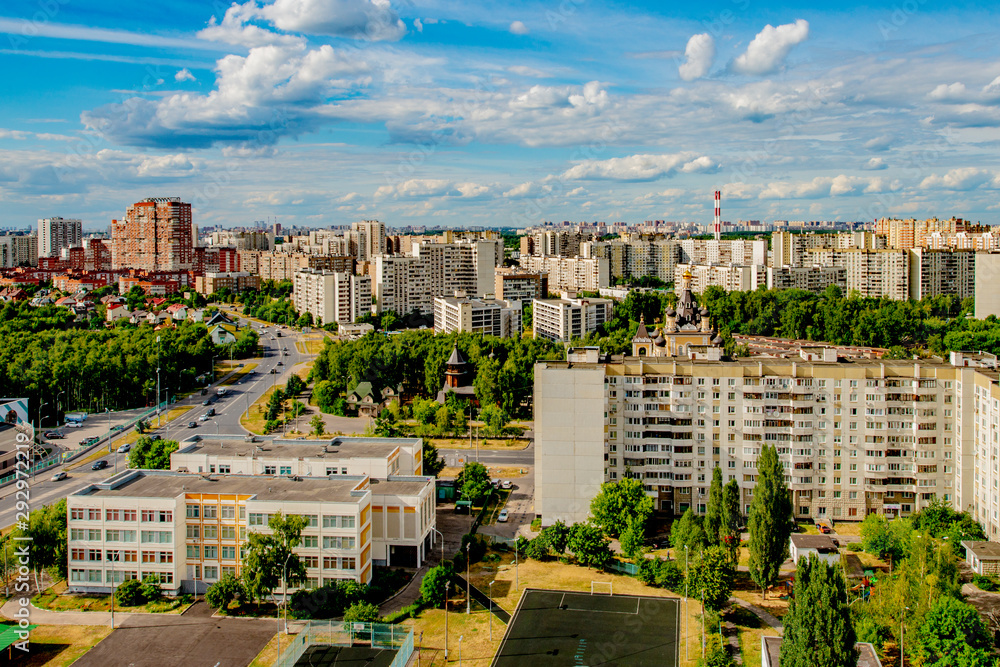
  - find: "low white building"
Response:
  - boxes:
[532,295,613,342]
[789,534,841,565]
[962,540,1000,576]
[433,295,522,338]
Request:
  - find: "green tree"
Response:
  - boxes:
[525,534,552,560]
[779,554,857,667]
[704,466,725,546]
[860,514,911,563]
[669,508,706,555]
[748,445,793,596]
[265,387,286,422]
[115,579,143,606]
[540,521,571,554]
[434,406,451,436]
[568,522,613,569]
[917,596,993,667]
[309,414,325,437]
[206,572,245,611]
[456,461,491,502]
[241,512,308,603]
[590,478,654,538]
[343,601,382,623]
[16,499,68,578]
[420,564,453,608]
[285,374,305,397]
[128,437,179,470]
[721,479,742,565]
[480,403,508,438]
[140,575,163,602]
[619,516,645,561]
[703,634,737,667]
[691,545,735,612]
[422,442,445,477]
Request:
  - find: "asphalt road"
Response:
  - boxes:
[0,320,307,528]
[439,444,533,467]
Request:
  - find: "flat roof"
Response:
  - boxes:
[962,541,1000,560]
[539,353,961,371]
[763,637,881,667]
[177,435,420,461]
[790,534,840,552]
[369,478,433,496]
[73,470,367,503]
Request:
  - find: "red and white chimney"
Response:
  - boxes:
[713,190,721,241]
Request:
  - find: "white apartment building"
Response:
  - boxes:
[518,256,609,293]
[675,263,766,293]
[581,240,677,284]
[908,247,976,301]
[293,268,371,326]
[0,234,37,267]
[807,248,910,300]
[38,217,82,258]
[535,350,988,529]
[375,240,500,316]
[679,239,767,268]
[350,220,387,261]
[532,296,613,342]
[766,266,846,293]
[433,296,522,338]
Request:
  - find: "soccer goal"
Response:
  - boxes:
[590,581,613,596]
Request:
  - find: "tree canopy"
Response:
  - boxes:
[590,477,654,538]
[780,554,857,667]
[747,445,793,594]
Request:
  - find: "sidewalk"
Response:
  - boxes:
[378,566,428,617]
[1,597,137,626]
[729,596,784,634]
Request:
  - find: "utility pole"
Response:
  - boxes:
[466,543,471,614]
[156,335,161,427]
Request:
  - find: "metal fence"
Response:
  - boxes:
[273,621,414,667]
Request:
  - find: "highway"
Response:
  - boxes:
[439,444,533,467]
[0,320,308,528]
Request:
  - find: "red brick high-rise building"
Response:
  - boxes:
[111,197,193,271]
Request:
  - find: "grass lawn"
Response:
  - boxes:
[795,521,820,535]
[241,385,281,434]
[220,362,258,386]
[33,581,191,614]
[11,625,111,667]
[731,589,790,620]
[481,489,512,526]
[737,623,780,667]
[832,522,863,536]
[295,336,327,355]
[426,437,529,451]
[249,631,293,667]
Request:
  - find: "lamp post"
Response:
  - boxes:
[282,552,293,634]
[488,580,495,642]
[156,335,161,427]
[466,543,471,614]
[685,544,689,663]
[109,549,118,629]
[56,390,65,424]
[431,527,445,564]
[514,537,519,591]
[458,635,463,666]
[444,580,449,661]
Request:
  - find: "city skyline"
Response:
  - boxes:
[2,0,1000,229]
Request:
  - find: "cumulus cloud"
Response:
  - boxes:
[175,68,196,82]
[413,18,422,32]
[509,21,529,35]
[677,33,715,82]
[507,65,552,78]
[864,135,893,152]
[198,2,305,47]
[375,179,494,199]
[757,175,890,199]
[731,19,809,75]
[919,168,998,191]
[81,44,371,148]
[862,157,887,170]
[260,0,406,41]
[928,82,967,101]
[561,153,717,181]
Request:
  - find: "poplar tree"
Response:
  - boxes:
[747,444,793,595]
[721,478,742,564]
[704,466,724,545]
[779,554,857,667]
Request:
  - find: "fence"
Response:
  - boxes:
[607,559,640,576]
[273,621,413,667]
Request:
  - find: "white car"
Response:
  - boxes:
[65,422,83,428]
[498,509,509,522]
[501,480,512,489]
[199,414,209,422]
[117,443,131,454]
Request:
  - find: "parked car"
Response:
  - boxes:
[498,509,509,522]
[65,421,83,428]
[51,471,68,481]
[80,436,99,446]
[501,480,512,489]
[43,431,64,439]
[816,524,832,534]
[92,460,109,471]
[277,361,283,366]
[187,421,198,429]
[117,443,131,454]
[148,434,161,442]
[110,424,124,431]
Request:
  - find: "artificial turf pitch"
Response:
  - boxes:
[492,588,680,666]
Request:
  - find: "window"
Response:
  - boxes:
[322,536,356,549]
[279,466,292,475]
[141,531,172,544]
[186,526,201,540]
[203,506,217,519]
[323,515,355,528]
[249,513,269,526]
[186,505,200,519]
[218,465,231,474]
[302,536,318,548]
[106,530,136,542]
[204,566,218,580]
[263,465,276,475]
[187,545,200,558]
[326,467,338,475]
[222,566,237,577]
[221,526,236,540]
[203,525,217,540]
[304,515,318,527]
[221,506,236,519]
[302,556,319,568]
[204,546,218,559]
[221,546,237,560]
[341,558,356,571]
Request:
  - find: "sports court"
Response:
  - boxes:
[291,645,398,666]
[492,587,680,666]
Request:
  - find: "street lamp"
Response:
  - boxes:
[56,390,65,423]
[431,527,445,564]
[458,635,463,666]
[444,580,449,661]
[282,552,292,634]
[488,580,495,642]
[156,335,162,427]
[109,549,119,629]
[466,543,471,614]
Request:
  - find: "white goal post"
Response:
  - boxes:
[590,581,613,596]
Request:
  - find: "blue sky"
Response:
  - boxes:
[1,0,1000,229]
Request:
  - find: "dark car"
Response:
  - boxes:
[202,400,212,406]
[187,421,198,428]
[80,436,100,446]
[270,369,278,374]
[148,434,162,442]
[44,431,64,439]
[277,361,283,366]
[110,424,124,431]
[206,408,215,417]
[92,460,109,471]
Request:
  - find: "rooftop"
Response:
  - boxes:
[763,637,881,667]
[962,541,1000,560]
[790,534,839,552]
[176,435,421,461]
[73,470,368,503]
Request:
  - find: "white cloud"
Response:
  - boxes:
[919,168,997,191]
[175,68,196,82]
[509,21,530,36]
[259,0,406,41]
[376,179,494,199]
[413,18,422,32]
[757,175,889,199]
[197,2,305,48]
[731,19,809,75]
[928,82,967,101]
[862,157,887,170]
[507,65,552,78]
[561,153,717,181]
[677,33,715,82]
[983,76,1000,96]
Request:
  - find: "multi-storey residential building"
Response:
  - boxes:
[675,263,765,293]
[532,296,613,342]
[374,241,500,316]
[494,268,548,302]
[519,230,590,258]
[806,248,909,300]
[581,240,677,283]
[976,253,1000,319]
[535,347,980,528]
[0,234,37,267]
[38,217,82,258]
[194,272,261,296]
[208,231,274,251]
[766,265,846,292]
[111,198,194,271]
[518,256,609,293]
[678,239,767,267]
[907,248,976,301]
[292,268,371,325]
[238,251,354,282]
[877,217,988,250]
[433,296,522,338]
[350,220,387,262]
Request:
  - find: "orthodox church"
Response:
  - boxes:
[632,269,724,358]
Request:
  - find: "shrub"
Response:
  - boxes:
[343,601,382,623]
[525,535,552,561]
[140,575,163,602]
[115,579,143,606]
[419,564,453,608]
[973,575,999,592]
[846,542,864,552]
[206,573,245,611]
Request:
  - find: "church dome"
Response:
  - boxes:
[712,334,724,346]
